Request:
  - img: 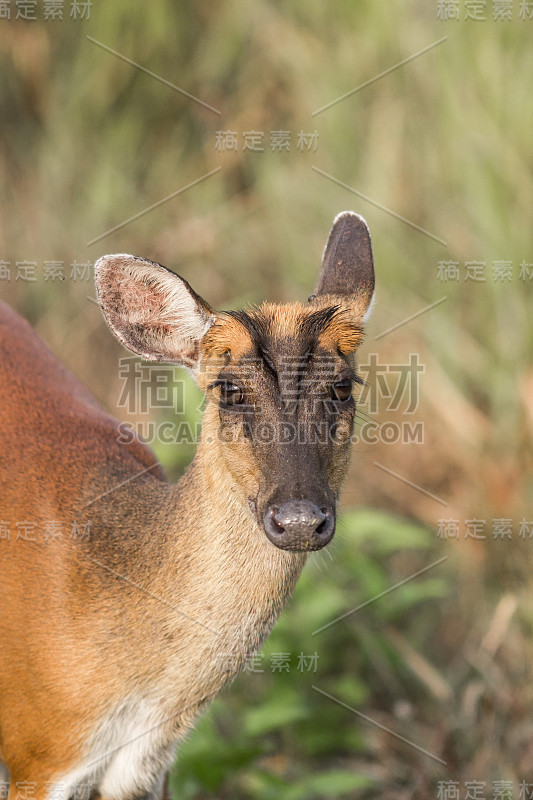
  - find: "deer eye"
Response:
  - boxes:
[332,379,352,403]
[219,382,244,406]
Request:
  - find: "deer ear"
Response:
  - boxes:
[313,211,375,318]
[95,254,215,369]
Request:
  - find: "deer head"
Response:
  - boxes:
[95,211,375,553]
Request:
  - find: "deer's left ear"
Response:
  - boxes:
[313,211,375,319]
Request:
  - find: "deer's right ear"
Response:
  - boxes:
[95,254,216,369]
[313,211,375,320]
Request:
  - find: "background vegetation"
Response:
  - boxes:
[1,2,532,797]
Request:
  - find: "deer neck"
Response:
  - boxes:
[149,438,307,658]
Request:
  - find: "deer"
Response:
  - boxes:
[0,211,375,800]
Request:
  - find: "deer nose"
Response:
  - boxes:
[263,500,335,552]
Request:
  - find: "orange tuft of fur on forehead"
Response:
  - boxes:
[318,316,364,355]
[201,314,254,360]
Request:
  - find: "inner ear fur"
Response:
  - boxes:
[95,254,215,367]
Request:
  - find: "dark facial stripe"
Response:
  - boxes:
[225,309,268,350]
[298,306,340,341]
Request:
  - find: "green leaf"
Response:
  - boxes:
[379,578,449,621]
[244,701,311,737]
[284,769,375,799]
[339,509,432,554]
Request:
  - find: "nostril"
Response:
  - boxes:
[264,507,286,538]
[316,508,334,536]
[316,517,328,534]
[270,511,285,534]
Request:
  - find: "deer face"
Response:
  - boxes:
[95,212,375,553]
[198,302,364,551]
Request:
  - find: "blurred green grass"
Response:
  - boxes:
[1,1,532,797]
